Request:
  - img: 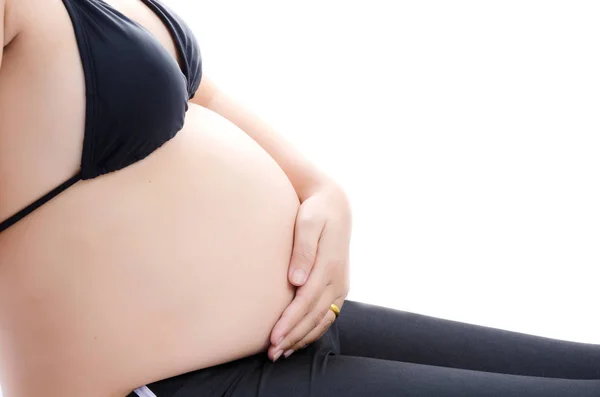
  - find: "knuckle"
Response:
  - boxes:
[344,274,351,294]
[328,257,346,269]
[312,306,328,329]
[319,305,330,321]
[294,338,309,351]
[284,331,301,346]
[323,260,343,277]
[298,211,319,227]
[294,248,316,266]
[342,284,350,298]
[312,316,320,329]
[312,313,323,329]
[294,294,314,316]
[287,337,300,350]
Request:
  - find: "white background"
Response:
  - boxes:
[1,1,599,395]
[168,0,600,344]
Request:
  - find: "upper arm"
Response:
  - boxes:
[1,0,20,67]
[1,0,5,67]
[190,74,219,109]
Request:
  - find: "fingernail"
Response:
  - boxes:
[292,269,306,284]
[284,349,294,358]
[273,350,283,362]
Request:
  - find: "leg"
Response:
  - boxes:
[241,355,600,397]
[336,300,600,379]
[143,325,600,397]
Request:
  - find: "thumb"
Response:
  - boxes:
[288,204,323,286]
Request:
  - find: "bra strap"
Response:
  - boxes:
[0,172,82,232]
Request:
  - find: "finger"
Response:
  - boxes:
[271,292,332,355]
[286,309,336,357]
[269,265,327,350]
[288,204,324,287]
[287,295,345,356]
[270,289,340,358]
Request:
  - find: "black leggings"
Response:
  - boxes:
[132,300,600,396]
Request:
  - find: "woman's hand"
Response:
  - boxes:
[268,179,352,361]
[198,76,352,361]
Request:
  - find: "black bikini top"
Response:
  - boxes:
[0,0,202,232]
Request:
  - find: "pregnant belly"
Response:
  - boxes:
[0,104,299,396]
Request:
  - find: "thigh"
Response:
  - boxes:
[139,326,600,397]
[337,300,600,379]
[249,356,600,397]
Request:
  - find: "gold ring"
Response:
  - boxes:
[329,303,341,319]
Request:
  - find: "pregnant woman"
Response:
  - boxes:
[0,0,599,396]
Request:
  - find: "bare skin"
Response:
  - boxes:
[0,0,303,395]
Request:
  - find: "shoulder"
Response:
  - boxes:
[3,0,23,48]
[2,0,51,64]
[1,0,5,44]
[1,0,5,68]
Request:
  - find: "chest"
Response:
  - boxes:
[9,0,183,66]
[97,0,183,67]
[0,0,199,214]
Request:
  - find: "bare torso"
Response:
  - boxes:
[0,0,299,396]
